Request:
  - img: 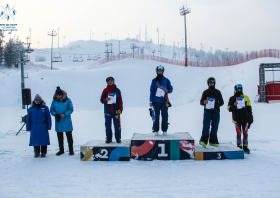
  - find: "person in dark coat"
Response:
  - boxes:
[26,94,52,158]
[150,65,173,136]
[50,86,74,156]
[100,76,123,143]
[199,77,224,148]
[227,84,253,154]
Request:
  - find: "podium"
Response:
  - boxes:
[195,143,244,160]
[80,140,131,161]
[130,132,194,160]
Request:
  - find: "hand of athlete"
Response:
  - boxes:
[105,98,111,102]
[60,114,66,118]
[163,89,168,93]
[234,102,238,106]
[150,103,153,107]
[204,100,208,104]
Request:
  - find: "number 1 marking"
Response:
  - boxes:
[158,144,168,157]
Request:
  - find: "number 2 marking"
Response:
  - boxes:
[100,149,108,158]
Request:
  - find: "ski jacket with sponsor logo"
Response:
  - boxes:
[150,76,173,103]
[227,92,253,124]
[50,90,74,132]
[100,84,123,113]
[26,100,51,146]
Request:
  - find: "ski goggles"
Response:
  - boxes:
[157,65,164,70]
[235,84,242,89]
[208,80,215,83]
[106,77,114,82]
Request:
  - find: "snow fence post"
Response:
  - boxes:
[185,57,188,67]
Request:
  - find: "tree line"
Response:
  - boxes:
[0,30,24,68]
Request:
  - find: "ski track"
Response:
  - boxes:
[1,57,280,197]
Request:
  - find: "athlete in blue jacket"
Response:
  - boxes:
[26,94,52,158]
[50,86,74,156]
[150,65,173,135]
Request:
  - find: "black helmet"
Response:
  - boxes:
[207,77,215,85]
[156,65,165,72]
[106,76,114,84]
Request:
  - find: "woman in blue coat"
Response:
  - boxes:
[26,94,52,158]
[50,86,74,156]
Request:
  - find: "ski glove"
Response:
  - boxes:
[55,114,61,123]
[115,110,122,119]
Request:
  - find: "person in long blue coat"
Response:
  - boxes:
[26,94,52,158]
[50,86,74,156]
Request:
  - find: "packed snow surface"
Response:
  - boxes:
[0,57,280,197]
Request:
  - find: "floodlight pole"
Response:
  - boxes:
[180,5,191,67]
[48,30,57,70]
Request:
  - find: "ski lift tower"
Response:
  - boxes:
[179,5,191,67]
[47,30,57,70]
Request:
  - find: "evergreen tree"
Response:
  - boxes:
[3,36,23,68]
[0,30,4,66]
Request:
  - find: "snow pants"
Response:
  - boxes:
[153,102,168,132]
[105,112,121,139]
[200,109,220,144]
[234,123,248,146]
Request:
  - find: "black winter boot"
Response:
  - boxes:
[209,134,219,144]
[106,138,112,143]
[200,135,209,145]
[56,150,64,156]
[41,146,47,157]
[116,138,121,143]
[209,135,219,147]
[56,132,64,156]
[66,131,74,155]
[34,146,40,158]
[243,146,250,154]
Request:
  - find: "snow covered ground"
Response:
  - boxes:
[1,57,280,197]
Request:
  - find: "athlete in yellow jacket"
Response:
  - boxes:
[227,84,253,154]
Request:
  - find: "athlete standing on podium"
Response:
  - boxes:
[227,84,253,154]
[100,76,123,143]
[150,65,173,136]
[199,77,224,148]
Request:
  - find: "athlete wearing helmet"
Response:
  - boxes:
[100,76,123,143]
[199,77,224,148]
[149,65,173,136]
[227,84,253,154]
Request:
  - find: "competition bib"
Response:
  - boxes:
[107,93,116,104]
[156,85,166,98]
[236,97,245,109]
[206,97,215,110]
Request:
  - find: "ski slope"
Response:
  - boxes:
[0,57,280,197]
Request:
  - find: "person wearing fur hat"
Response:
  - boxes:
[50,86,74,156]
[199,77,224,148]
[26,94,52,158]
[100,76,123,143]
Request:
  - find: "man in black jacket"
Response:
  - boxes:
[227,84,253,154]
[199,77,224,148]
